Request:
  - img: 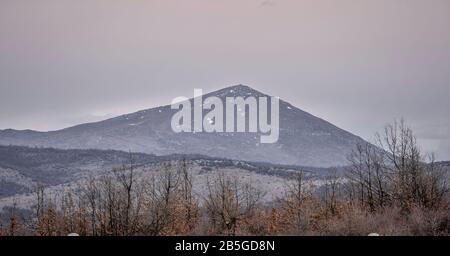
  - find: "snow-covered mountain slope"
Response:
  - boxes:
[0,145,333,201]
[0,85,368,167]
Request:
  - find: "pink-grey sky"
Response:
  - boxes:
[1,0,449,159]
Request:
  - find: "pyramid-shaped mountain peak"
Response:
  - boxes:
[206,84,268,99]
[0,84,368,167]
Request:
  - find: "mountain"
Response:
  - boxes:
[0,85,368,167]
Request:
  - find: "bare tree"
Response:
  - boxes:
[176,159,199,234]
[141,162,180,235]
[34,184,46,221]
[84,176,100,235]
[375,119,448,211]
[204,172,262,235]
[6,202,22,236]
[113,152,137,235]
[278,171,315,234]
[347,143,389,211]
[323,170,342,215]
[419,154,449,209]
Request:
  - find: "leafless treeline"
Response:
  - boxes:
[346,120,448,212]
[1,120,449,236]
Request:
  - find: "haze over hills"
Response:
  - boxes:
[0,85,368,167]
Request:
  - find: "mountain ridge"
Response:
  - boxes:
[0,144,335,199]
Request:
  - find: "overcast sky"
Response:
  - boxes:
[1,0,449,159]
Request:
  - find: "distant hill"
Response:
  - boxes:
[437,161,450,167]
[0,145,335,199]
